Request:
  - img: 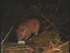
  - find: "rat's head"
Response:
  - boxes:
[15,26,26,41]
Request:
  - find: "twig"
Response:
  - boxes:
[41,14,69,40]
[1,31,6,36]
[52,0,60,23]
[43,23,54,30]
[37,0,41,11]
[45,4,51,9]
[41,14,57,29]
[1,25,14,45]
[43,48,63,53]
[54,37,62,48]
[51,48,63,53]
[58,23,64,29]
[42,16,53,24]
[60,31,69,40]
[1,31,9,43]
[58,41,69,48]
[48,41,54,50]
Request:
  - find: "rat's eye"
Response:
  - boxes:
[20,34,22,36]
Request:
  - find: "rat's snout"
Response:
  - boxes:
[20,34,22,36]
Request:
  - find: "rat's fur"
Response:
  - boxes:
[16,18,40,41]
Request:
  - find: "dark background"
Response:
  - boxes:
[1,0,69,42]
